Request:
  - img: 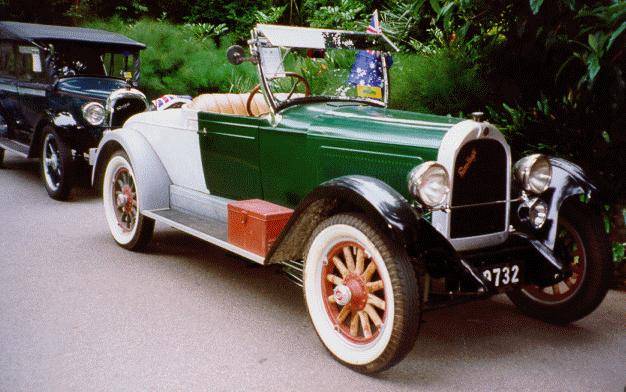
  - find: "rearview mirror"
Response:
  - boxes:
[227,45,245,65]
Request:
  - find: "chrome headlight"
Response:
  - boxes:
[407,162,450,208]
[82,102,105,126]
[513,154,552,194]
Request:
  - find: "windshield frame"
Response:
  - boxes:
[250,26,393,114]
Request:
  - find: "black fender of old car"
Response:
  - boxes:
[514,157,601,252]
[265,175,491,291]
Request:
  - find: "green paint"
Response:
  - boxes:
[198,102,461,207]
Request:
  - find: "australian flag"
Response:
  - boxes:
[348,10,392,88]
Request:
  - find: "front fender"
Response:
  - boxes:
[91,128,171,211]
[541,157,599,250]
[266,175,475,283]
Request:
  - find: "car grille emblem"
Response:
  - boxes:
[457,148,477,179]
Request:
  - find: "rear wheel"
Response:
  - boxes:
[507,202,612,324]
[303,213,421,374]
[40,126,74,200]
[102,150,154,250]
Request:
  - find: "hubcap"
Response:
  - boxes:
[333,285,352,306]
[43,134,62,189]
[322,241,387,344]
[522,218,586,303]
[111,167,137,232]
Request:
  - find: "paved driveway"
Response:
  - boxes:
[1,151,624,391]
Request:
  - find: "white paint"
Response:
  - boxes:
[123,108,208,193]
[432,120,512,251]
[303,223,395,366]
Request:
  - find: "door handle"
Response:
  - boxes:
[197,127,208,136]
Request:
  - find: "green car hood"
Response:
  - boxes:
[281,102,461,151]
[272,102,463,203]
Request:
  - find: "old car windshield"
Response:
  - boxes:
[260,46,391,108]
[49,44,138,80]
[254,25,397,110]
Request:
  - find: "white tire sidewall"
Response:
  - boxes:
[304,223,395,366]
[103,154,139,245]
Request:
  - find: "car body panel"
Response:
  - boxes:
[124,109,206,193]
[198,102,460,208]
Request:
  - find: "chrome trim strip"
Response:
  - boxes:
[18,87,46,96]
[0,139,29,157]
[0,83,18,92]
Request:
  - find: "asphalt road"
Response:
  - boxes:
[1,151,624,392]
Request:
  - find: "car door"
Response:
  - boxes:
[0,40,19,138]
[15,45,48,144]
[197,111,265,200]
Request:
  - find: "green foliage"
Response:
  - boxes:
[84,18,257,99]
[390,49,487,115]
[304,0,368,30]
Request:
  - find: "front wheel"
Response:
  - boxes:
[40,126,74,200]
[102,150,154,251]
[507,202,613,324]
[303,213,421,374]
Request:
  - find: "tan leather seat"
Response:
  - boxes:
[185,93,270,116]
[185,93,304,116]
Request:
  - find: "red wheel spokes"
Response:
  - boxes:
[322,242,386,344]
[523,219,586,302]
[112,167,137,232]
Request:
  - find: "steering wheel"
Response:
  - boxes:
[246,72,311,116]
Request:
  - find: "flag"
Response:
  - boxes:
[348,10,392,93]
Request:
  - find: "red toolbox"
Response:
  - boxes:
[227,199,294,257]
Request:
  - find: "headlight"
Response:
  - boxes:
[407,162,450,208]
[82,102,105,126]
[513,154,552,194]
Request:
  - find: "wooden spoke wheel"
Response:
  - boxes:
[521,219,586,304]
[507,202,613,324]
[102,150,154,250]
[322,241,387,344]
[304,213,421,374]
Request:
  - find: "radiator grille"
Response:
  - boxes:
[449,139,507,238]
[110,97,146,127]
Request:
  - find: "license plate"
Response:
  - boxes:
[481,264,521,288]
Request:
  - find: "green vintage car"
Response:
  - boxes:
[91,24,613,374]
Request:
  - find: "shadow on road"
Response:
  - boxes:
[1,153,98,201]
[144,228,610,385]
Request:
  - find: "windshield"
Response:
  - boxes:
[253,25,396,111]
[48,44,139,81]
[259,46,391,109]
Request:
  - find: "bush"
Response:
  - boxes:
[85,18,258,99]
[390,49,488,115]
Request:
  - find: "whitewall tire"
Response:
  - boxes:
[103,150,154,250]
[303,213,421,374]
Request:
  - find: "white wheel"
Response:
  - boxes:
[303,213,420,373]
[102,151,154,250]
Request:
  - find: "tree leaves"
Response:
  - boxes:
[530,0,544,15]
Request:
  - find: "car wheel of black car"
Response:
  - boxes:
[303,213,421,374]
[507,201,613,325]
[40,126,75,200]
[102,150,154,251]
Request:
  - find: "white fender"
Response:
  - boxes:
[92,128,171,211]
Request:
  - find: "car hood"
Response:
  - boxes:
[286,102,462,151]
[56,77,130,101]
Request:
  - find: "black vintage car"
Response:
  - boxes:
[0,21,148,199]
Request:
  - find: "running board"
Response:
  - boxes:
[142,208,265,265]
[0,137,30,158]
